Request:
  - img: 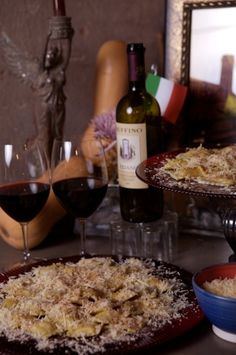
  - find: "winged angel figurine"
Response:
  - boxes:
[0,16,73,157]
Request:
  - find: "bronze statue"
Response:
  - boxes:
[0,15,73,158]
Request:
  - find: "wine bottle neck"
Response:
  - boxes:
[127,44,146,87]
[128,80,146,92]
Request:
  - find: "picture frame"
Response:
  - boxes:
[164,0,236,237]
[165,0,236,147]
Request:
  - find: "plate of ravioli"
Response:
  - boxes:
[136,145,236,198]
[0,255,203,355]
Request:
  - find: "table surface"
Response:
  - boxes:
[0,205,235,354]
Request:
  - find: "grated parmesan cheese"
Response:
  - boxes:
[203,276,236,298]
[0,257,193,354]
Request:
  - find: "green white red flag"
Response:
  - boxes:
[146,73,188,124]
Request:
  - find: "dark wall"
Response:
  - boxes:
[0,0,166,143]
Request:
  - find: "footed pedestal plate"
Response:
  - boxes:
[136,151,236,262]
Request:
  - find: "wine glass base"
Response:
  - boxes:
[79,252,88,257]
[3,256,49,272]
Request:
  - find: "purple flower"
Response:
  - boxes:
[92,109,116,141]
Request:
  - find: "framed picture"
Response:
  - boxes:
[165,0,236,147]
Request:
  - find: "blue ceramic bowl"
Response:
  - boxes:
[192,263,236,338]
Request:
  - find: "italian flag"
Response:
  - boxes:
[146,73,188,124]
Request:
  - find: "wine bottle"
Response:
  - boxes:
[116,43,164,223]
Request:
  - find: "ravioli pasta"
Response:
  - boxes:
[162,145,236,187]
[0,257,190,354]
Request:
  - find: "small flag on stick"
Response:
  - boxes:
[146,73,188,124]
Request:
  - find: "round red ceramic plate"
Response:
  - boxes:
[136,151,236,199]
[0,255,203,355]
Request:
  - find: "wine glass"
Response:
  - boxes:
[0,142,50,264]
[51,137,109,256]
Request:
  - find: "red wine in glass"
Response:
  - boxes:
[0,181,50,223]
[0,142,50,265]
[52,177,107,218]
[51,138,109,255]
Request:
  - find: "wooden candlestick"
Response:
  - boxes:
[53,0,66,16]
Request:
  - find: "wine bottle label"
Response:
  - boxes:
[116,122,148,189]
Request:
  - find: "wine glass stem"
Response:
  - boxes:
[20,223,30,262]
[79,218,86,256]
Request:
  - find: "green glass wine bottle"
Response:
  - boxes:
[116,43,164,223]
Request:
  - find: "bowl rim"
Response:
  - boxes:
[192,262,236,302]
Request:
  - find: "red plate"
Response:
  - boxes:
[0,255,203,355]
[136,151,236,199]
